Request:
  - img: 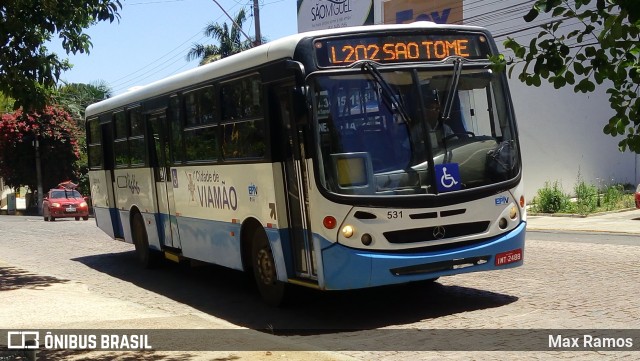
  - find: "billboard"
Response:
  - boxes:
[383,0,463,25]
[297,0,374,33]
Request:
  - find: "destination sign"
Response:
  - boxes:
[315,33,491,67]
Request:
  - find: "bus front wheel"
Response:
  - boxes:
[251,230,286,307]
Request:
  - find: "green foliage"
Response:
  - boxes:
[186,9,264,65]
[0,106,81,192]
[47,82,111,196]
[55,81,112,129]
[532,181,570,213]
[0,93,15,113]
[0,1,122,110]
[532,178,635,215]
[573,179,598,215]
[495,0,640,152]
[602,184,625,211]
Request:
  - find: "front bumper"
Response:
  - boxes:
[319,222,526,290]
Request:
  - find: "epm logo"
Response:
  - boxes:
[248,183,258,202]
[495,196,510,205]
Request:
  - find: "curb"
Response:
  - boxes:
[528,207,637,218]
[526,227,640,235]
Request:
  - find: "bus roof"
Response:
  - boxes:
[85,22,490,119]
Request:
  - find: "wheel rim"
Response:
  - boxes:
[256,248,276,285]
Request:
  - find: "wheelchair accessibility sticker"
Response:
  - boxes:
[435,163,461,192]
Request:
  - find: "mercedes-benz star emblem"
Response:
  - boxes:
[432,226,446,240]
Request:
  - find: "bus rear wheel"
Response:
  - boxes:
[251,230,286,307]
[131,212,162,268]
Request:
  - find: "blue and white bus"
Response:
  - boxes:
[86,22,525,305]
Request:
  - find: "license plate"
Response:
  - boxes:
[495,248,522,266]
[66,207,76,212]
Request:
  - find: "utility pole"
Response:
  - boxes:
[211,0,253,45]
[34,137,43,216]
[253,0,261,46]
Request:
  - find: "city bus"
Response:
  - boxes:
[86,22,525,306]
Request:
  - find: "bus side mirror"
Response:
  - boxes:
[286,60,310,125]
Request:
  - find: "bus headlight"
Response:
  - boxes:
[342,225,354,238]
[509,206,518,220]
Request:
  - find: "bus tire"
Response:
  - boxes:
[251,229,286,307]
[131,212,162,268]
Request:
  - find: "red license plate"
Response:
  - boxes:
[495,249,522,266]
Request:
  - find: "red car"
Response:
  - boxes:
[636,184,640,209]
[43,187,89,221]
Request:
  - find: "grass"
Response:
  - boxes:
[530,181,636,216]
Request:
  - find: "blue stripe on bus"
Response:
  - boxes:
[175,216,244,271]
[318,222,526,290]
[93,206,124,239]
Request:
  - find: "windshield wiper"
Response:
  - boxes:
[441,57,464,122]
[361,61,412,124]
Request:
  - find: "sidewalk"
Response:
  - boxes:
[526,208,640,234]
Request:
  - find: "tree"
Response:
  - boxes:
[495,0,640,152]
[186,9,255,65]
[0,106,81,193]
[0,93,14,113]
[0,1,122,110]
[55,81,113,129]
[53,81,113,195]
[53,81,112,194]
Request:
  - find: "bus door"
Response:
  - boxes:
[274,83,317,280]
[147,111,181,250]
[98,119,122,239]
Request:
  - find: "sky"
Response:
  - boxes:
[49,0,298,96]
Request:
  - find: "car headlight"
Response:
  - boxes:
[79,202,88,208]
[52,202,61,208]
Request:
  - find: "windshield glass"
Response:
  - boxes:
[51,190,82,199]
[313,67,519,196]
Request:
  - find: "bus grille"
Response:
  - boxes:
[383,221,491,244]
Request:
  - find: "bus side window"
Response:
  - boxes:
[113,111,129,167]
[169,95,184,164]
[183,86,219,162]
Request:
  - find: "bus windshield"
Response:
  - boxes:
[313,65,519,196]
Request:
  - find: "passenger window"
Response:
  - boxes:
[222,119,265,159]
[220,74,265,161]
[185,86,216,126]
[221,75,262,120]
[129,108,144,137]
[184,126,219,162]
[114,111,127,139]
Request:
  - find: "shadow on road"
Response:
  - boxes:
[72,251,518,334]
[0,266,70,291]
[29,350,200,361]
